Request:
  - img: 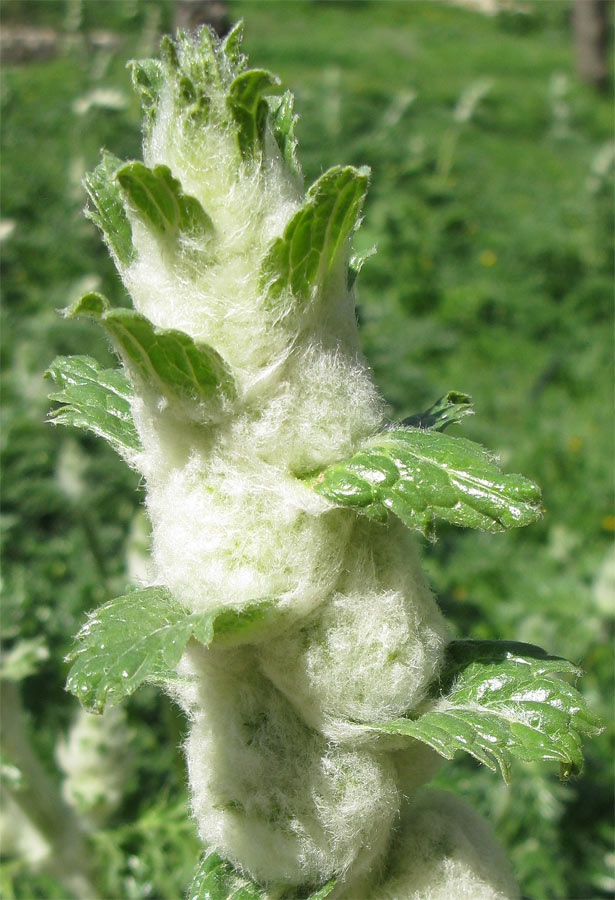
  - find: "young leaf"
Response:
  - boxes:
[227,69,281,159]
[128,58,164,122]
[309,427,542,537]
[348,246,376,290]
[160,33,180,70]
[262,165,369,306]
[177,28,220,86]
[188,848,337,900]
[116,161,214,244]
[401,391,474,431]
[65,295,236,406]
[66,588,275,713]
[268,90,300,177]
[46,355,141,457]
[83,151,134,265]
[66,290,109,318]
[221,19,247,75]
[367,640,604,783]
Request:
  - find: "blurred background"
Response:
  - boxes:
[1,1,613,898]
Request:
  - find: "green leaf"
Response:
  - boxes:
[221,20,247,74]
[160,33,180,70]
[227,69,281,159]
[128,58,164,122]
[46,355,141,457]
[116,161,214,245]
[188,850,260,900]
[402,391,474,431]
[310,427,542,537]
[66,588,275,713]
[268,90,300,177]
[188,848,337,900]
[65,295,236,406]
[348,246,376,290]
[66,290,109,317]
[367,640,604,783]
[178,28,219,82]
[83,151,134,265]
[262,165,369,306]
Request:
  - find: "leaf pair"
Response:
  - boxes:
[66,586,603,785]
[85,154,214,267]
[65,292,235,407]
[367,640,604,783]
[116,161,214,245]
[47,294,236,456]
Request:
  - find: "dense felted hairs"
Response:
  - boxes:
[260,518,449,741]
[371,789,520,900]
[178,644,399,885]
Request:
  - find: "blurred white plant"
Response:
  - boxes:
[0,790,51,866]
[586,141,615,194]
[56,705,135,826]
[0,219,16,242]
[72,88,128,116]
[593,544,615,618]
[548,72,570,139]
[454,78,493,124]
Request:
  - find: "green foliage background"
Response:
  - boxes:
[1,1,613,898]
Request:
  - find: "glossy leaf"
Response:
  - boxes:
[65,294,236,406]
[116,162,214,244]
[66,588,275,713]
[402,391,474,431]
[47,355,141,457]
[268,90,300,177]
[83,151,134,265]
[368,640,604,783]
[188,848,337,900]
[227,69,281,159]
[310,427,542,537]
[262,165,369,305]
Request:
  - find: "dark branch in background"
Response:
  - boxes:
[572,0,610,92]
[174,0,230,38]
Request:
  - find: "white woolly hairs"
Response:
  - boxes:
[145,454,354,618]
[178,644,399,885]
[372,789,520,900]
[260,518,450,741]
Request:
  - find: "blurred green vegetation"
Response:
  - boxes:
[1,1,613,898]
